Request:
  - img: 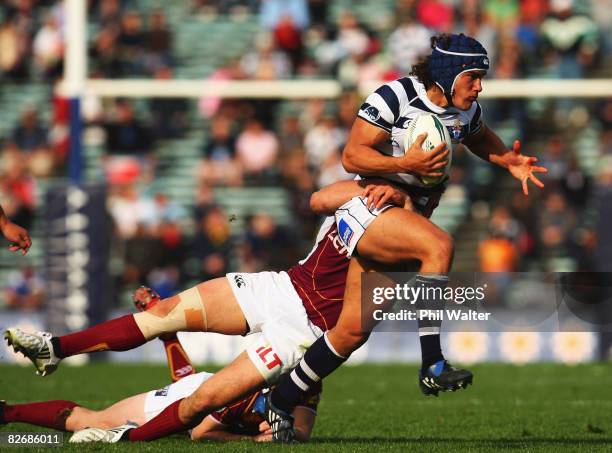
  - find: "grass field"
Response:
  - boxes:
[1,362,611,452]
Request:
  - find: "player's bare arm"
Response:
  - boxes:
[463,123,548,195]
[310,179,412,215]
[246,406,316,443]
[0,204,32,255]
[342,118,449,178]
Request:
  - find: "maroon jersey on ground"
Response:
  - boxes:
[287,217,350,331]
[210,382,322,435]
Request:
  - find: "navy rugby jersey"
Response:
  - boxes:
[357,75,483,187]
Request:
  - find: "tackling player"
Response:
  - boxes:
[4,179,410,442]
[1,287,319,443]
[263,33,547,441]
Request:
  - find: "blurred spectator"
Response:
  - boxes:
[0,18,29,80]
[117,10,146,75]
[278,114,304,153]
[387,10,431,74]
[303,115,346,169]
[104,99,152,155]
[0,143,36,230]
[235,118,280,182]
[90,25,123,78]
[193,205,232,280]
[260,0,310,30]
[260,0,309,71]
[96,0,122,28]
[307,0,328,26]
[192,0,258,15]
[484,0,519,30]
[488,205,529,254]
[416,0,454,32]
[199,116,242,186]
[32,12,63,80]
[479,233,519,272]
[316,149,352,188]
[11,109,48,152]
[597,99,612,131]
[4,266,44,310]
[242,212,296,271]
[147,266,180,299]
[240,32,292,80]
[147,192,185,268]
[457,7,497,65]
[107,182,153,239]
[595,154,612,272]
[148,66,189,140]
[537,192,577,258]
[272,14,304,71]
[335,11,371,64]
[539,0,600,79]
[538,136,569,186]
[144,9,173,73]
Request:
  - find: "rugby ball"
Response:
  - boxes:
[403,113,452,186]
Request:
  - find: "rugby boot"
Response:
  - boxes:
[419,360,473,396]
[4,328,60,377]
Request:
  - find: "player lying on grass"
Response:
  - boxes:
[0,287,319,443]
[5,179,456,442]
[263,32,547,441]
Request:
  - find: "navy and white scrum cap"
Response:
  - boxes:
[428,33,489,96]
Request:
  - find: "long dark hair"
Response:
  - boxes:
[409,34,452,89]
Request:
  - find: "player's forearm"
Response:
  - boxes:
[342,144,405,175]
[310,180,366,215]
[464,124,511,169]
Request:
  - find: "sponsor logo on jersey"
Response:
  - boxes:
[362,104,381,122]
[255,345,283,370]
[234,274,246,288]
[338,219,354,247]
[155,385,170,397]
[327,231,349,256]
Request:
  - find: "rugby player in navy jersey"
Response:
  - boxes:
[264,33,547,441]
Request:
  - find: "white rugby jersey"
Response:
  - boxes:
[357,76,483,187]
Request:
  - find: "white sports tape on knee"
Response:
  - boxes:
[134,286,208,339]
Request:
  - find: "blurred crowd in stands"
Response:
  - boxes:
[1,0,611,310]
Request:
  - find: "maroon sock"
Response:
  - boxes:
[57,315,146,358]
[162,335,195,382]
[128,399,190,441]
[3,400,79,430]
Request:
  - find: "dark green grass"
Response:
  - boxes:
[1,362,611,452]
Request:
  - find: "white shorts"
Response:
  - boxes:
[143,372,212,422]
[227,271,324,384]
[335,196,393,257]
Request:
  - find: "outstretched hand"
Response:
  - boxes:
[1,221,32,255]
[505,140,547,195]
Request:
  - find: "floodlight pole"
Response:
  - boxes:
[64,0,87,184]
